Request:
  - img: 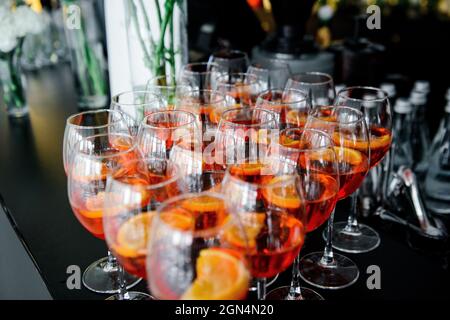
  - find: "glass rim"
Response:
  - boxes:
[210,49,248,61]
[249,59,290,72]
[177,89,228,105]
[72,133,137,160]
[107,157,182,191]
[180,62,221,75]
[309,105,365,125]
[66,109,125,130]
[141,110,197,130]
[215,72,259,86]
[219,107,277,128]
[289,72,334,86]
[111,90,162,107]
[336,86,389,103]
[256,88,309,105]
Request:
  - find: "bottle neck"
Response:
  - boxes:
[393,112,412,140]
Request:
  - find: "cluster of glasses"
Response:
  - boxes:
[63,49,392,300]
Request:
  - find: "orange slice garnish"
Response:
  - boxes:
[181,248,250,300]
[223,212,266,249]
[229,162,267,176]
[115,212,155,258]
[115,210,193,258]
[181,195,224,213]
[369,134,391,150]
[333,146,363,166]
[262,175,302,209]
[80,192,105,218]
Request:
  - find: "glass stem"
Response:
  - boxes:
[256,278,267,300]
[344,190,361,234]
[287,255,303,300]
[105,251,118,272]
[117,264,131,300]
[320,209,335,266]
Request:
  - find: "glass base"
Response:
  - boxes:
[266,286,324,300]
[327,222,381,253]
[299,252,359,290]
[82,257,142,294]
[249,274,279,292]
[7,106,29,118]
[106,292,154,300]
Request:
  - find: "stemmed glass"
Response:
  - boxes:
[178,62,222,90]
[300,106,370,289]
[103,157,183,300]
[247,59,291,90]
[285,72,335,107]
[63,109,130,174]
[174,89,231,138]
[146,75,189,109]
[214,73,262,108]
[215,108,277,167]
[137,110,199,160]
[147,192,251,300]
[221,161,307,300]
[67,133,141,294]
[110,91,164,136]
[331,87,392,253]
[255,88,311,129]
[265,128,339,300]
[208,49,249,74]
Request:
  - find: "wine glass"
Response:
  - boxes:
[300,105,370,289]
[67,133,141,294]
[215,108,278,167]
[137,110,199,160]
[174,89,231,139]
[331,86,392,253]
[255,88,311,129]
[63,109,131,174]
[178,62,222,91]
[221,161,307,300]
[147,192,251,300]
[111,91,164,136]
[214,73,263,108]
[208,49,249,74]
[103,157,183,299]
[265,128,339,300]
[285,72,335,107]
[146,75,189,109]
[247,59,291,91]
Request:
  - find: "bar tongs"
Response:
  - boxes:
[375,166,448,240]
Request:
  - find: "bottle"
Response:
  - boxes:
[391,98,414,172]
[380,82,397,105]
[424,102,450,213]
[413,80,430,95]
[410,90,431,173]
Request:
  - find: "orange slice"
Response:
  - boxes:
[229,162,267,176]
[262,176,302,209]
[181,195,224,213]
[115,212,155,258]
[223,212,266,249]
[181,248,250,300]
[333,146,363,166]
[369,134,391,150]
[80,192,105,218]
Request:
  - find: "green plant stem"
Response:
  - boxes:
[129,0,153,71]
[0,48,26,110]
[154,0,162,25]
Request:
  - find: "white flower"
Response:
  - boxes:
[13,5,45,37]
[318,5,334,21]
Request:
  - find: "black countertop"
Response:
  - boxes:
[1,65,449,300]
